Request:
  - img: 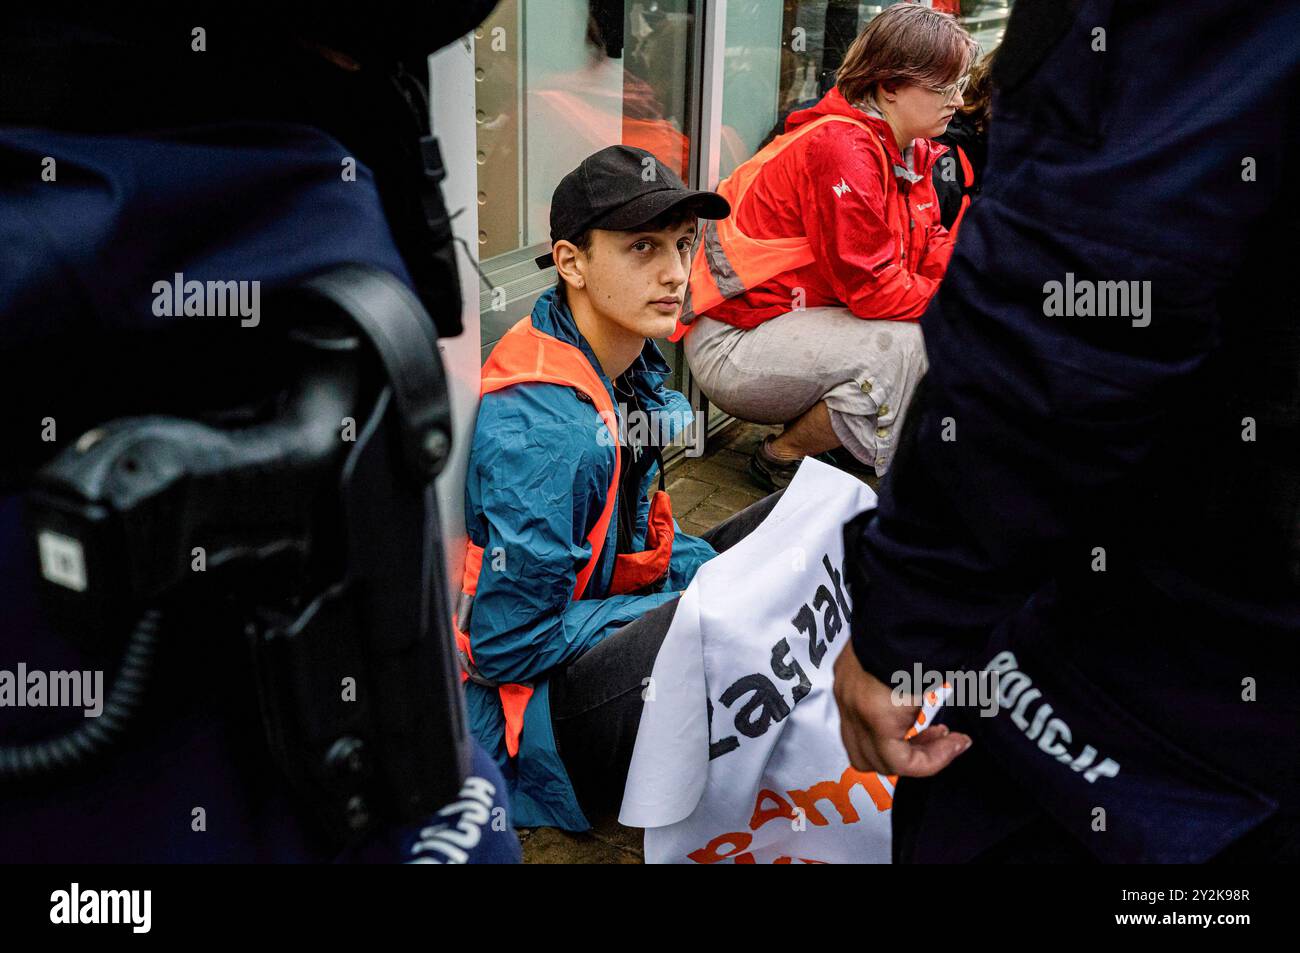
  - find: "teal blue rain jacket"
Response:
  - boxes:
[463,287,716,830]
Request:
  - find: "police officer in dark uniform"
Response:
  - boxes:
[835,0,1299,863]
[0,2,521,862]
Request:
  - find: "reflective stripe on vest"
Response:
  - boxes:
[670,114,889,341]
[457,317,676,758]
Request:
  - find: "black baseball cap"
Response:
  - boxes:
[534,145,731,269]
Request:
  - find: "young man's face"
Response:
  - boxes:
[580,218,697,340]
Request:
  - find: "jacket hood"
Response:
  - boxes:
[786,86,946,178]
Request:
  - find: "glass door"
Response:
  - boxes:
[472,0,701,395]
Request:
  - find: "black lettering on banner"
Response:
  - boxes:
[793,603,825,668]
[707,695,740,760]
[770,638,811,705]
[707,553,854,760]
[821,553,851,622]
[720,673,791,738]
[813,584,842,644]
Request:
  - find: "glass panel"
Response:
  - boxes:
[959,0,1014,50]
[473,0,700,390]
[719,0,1015,177]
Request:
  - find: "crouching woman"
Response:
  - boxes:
[678,4,977,489]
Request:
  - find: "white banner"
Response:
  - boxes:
[620,459,942,864]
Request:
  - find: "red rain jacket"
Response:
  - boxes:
[706,87,953,330]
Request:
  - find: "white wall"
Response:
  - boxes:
[430,37,485,592]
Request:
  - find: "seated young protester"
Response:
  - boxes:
[673,4,978,490]
[458,145,783,831]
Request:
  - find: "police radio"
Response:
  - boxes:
[5,265,470,848]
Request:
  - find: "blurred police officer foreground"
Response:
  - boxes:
[0,2,515,862]
[840,0,1299,862]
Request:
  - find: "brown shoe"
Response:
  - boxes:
[747,435,801,492]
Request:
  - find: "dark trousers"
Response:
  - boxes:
[549,490,783,821]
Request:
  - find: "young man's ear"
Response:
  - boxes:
[552,239,586,292]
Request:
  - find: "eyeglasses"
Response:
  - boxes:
[927,74,971,103]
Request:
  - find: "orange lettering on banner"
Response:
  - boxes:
[688,765,896,861]
[850,768,893,812]
[688,831,754,864]
[787,777,860,826]
[750,789,797,829]
[785,765,893,825]
[688,844,828,864]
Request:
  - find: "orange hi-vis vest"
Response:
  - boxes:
[669,114,889,342]
[457,317,677,758]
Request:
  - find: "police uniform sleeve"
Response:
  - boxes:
[844,0,1300,682]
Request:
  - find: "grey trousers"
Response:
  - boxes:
[684,308,928,475]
